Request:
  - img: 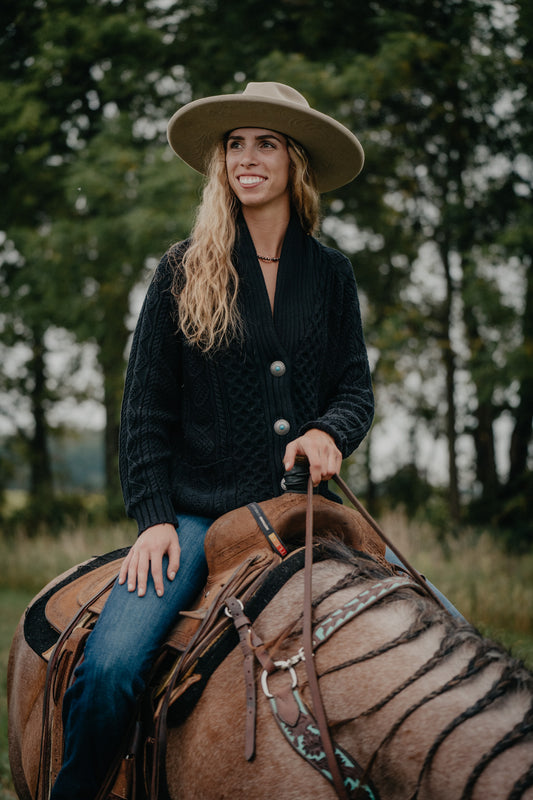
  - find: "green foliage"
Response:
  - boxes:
[0,0,197,511]
[0,0,531,531]
[468,471,533,553]
[4,494,87,538]
[380,463,434,517]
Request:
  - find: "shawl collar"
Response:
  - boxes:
[234,211,321,357]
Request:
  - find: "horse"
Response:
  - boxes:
[7,488,533,800]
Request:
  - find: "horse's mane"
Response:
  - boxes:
[271,539,533,799]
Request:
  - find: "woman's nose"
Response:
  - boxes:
[241,147,257,166]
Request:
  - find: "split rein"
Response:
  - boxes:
[225,474,448,800]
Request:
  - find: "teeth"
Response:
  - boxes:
[239,176,264,186]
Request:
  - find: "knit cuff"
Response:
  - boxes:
[129,491,178,536]
[298,420,346,456]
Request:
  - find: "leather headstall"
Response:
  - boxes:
[224,475,445,800]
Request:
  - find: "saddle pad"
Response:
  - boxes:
[23,548,129,658]
[45,557,126,633]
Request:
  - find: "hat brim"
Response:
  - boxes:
[167,94,364,193]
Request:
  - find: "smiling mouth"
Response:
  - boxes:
[238,176,266,187]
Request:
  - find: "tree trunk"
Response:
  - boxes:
[28,329,54,502]
[473,400,499,498]
[508,258,533,484]
[364,428,377,516]
[461,289,499,499]
[439,247,461,522]
[443,338,461,521]
[103,370,123,519]
[98,288,130,519]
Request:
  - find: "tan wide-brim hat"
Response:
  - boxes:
[167,81,364,193]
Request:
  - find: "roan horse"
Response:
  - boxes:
[8,481,533,800]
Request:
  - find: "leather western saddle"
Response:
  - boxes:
[33,491,387,800]
[42,492,386,650]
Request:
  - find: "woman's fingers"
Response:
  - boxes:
[284,429,342,485]
[167,534,181,582]
[117,523,180,597]
[135,548,151,597]
[118,550,133,587]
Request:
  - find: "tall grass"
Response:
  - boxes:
[1,514,532,798]
[379,510,533,661]
[0,522,133,595]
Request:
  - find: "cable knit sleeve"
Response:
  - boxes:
[119,252,183,534]
[299,253,374,458]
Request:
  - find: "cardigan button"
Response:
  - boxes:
[270,360,286,377]
[274,419,290,436]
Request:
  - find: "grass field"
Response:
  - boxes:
[1,514,532,798]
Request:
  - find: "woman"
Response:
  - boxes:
[51,82,374,799]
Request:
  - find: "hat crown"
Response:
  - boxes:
[242,82,310,110]
[167,81,364,192]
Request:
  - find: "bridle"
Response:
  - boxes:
[226,472,448,800]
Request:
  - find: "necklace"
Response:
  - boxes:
[256,253,281,262]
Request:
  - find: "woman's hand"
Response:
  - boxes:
[118,523,181,598]
[283,428,342,486]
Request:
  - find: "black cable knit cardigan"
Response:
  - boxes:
[119,213,374,534]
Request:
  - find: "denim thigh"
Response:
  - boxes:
[82,512,214,688]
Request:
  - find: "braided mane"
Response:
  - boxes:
[278,539,533,799]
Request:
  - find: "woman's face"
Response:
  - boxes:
[225,127,291,214]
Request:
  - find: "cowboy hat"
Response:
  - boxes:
[167,81,364,193]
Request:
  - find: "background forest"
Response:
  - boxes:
[0,0,532,548]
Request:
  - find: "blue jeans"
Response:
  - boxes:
[51,513,214,800]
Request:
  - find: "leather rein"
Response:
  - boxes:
[226,473,448,800]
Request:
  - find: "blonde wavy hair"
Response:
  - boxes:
[171,135,320,353]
